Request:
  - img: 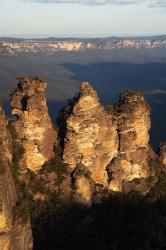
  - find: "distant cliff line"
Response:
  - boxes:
[1,36,166,54]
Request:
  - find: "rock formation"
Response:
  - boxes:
[60,84,153,202]
[11,76,57,172]
[107,91,151,192]
[10,222,33,250]
[0,102,32,250]
[60,82,118,203]
[0,75,165,249]
[0,104,16,249]
[1,37,166,55]
[159,142,166,167]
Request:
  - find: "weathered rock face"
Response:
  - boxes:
[61,82,119,203]
[60,84,154,202]
[11,76,57,172]
[71,164,93,204]
[108,91,151,192]
[10,222,33,250]
[0,103,33,250]
[0,104,16,249]
[159,142,166,167]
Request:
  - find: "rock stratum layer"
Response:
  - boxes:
[11,76,57,172]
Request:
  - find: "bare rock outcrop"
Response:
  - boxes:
[11,76,57,172]
[108,91,151,192]
[0,103,32,250]
[1,76,162,247]
[10,222,33,250]
[61,85,153,202]
[0,104,16,249]
[61,82,119,203]
[158,142,166,167]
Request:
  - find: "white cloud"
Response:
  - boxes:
[150,0,166,8]
[23,0,166,8]
[23,0,144,5]
[144,89,166,96]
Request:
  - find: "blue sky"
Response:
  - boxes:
[0,0,166,37]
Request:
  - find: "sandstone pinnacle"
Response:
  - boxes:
[11,76,57,172]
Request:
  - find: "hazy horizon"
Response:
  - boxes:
[1,0,166,37]
[1,32,166,39]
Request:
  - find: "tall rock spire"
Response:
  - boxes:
[61,82,119,203]
[11,76,57,172]
[108,90,151,192]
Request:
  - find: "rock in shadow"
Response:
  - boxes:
[31,191,166,250]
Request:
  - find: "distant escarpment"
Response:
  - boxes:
[1,37,166,55]
[1,76,166,249]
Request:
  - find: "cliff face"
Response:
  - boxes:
[11,76,57,172]
[0,105,16,249]
[108,91,151,192]
[61,82,118,203]
[0,76,57,249]
[1,38,166,55]
[10,222,33,250]
[159,142,166,167]
[0,103,32,250]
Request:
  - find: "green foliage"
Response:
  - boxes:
[27,168,48,195]
[40,145,68,185]
[0,138,6,175]
[27,143,70,243]
[31,154,166,250]
[8,121,25,178]
[8,121,29,223]
[14,198,30,224]
[52,122,59,133]
[27,146,68,210]
[27,145,68,198]
[32,192,166,250]
[13,179,30,224]
[148,157,166,199]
